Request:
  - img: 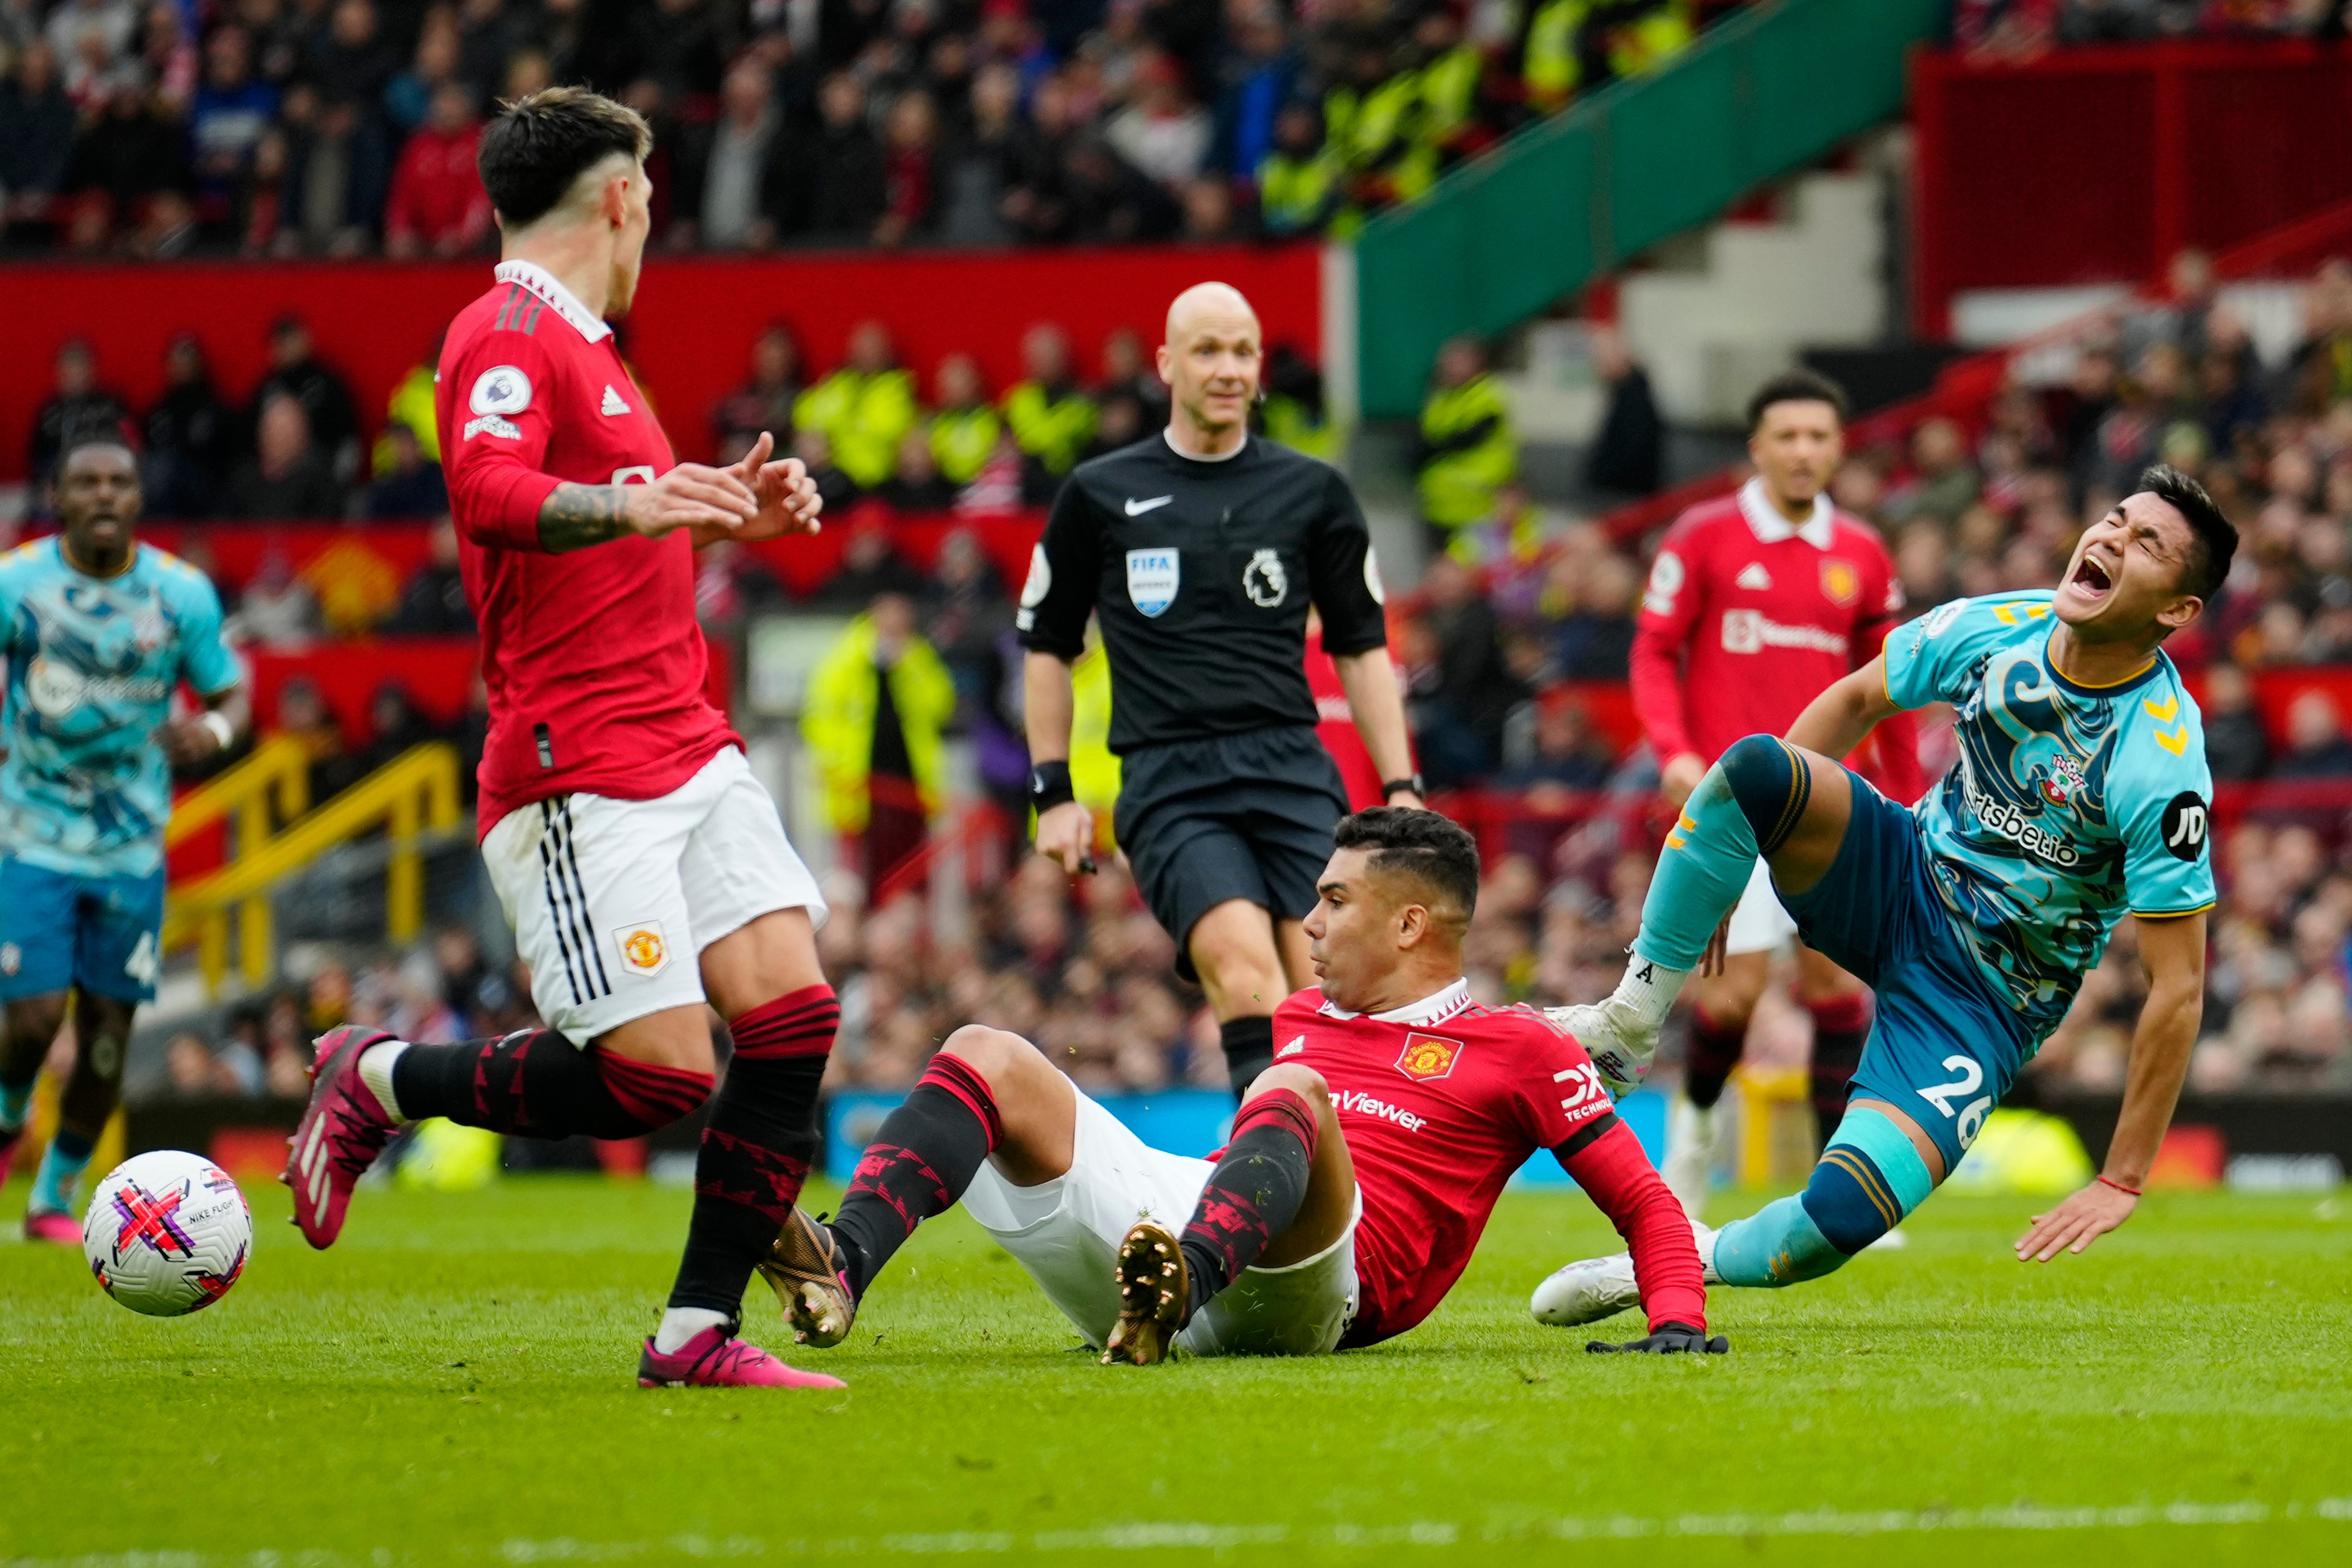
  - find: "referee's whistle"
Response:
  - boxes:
[1078,856,1098,875]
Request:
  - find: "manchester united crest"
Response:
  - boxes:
[1821,558,1860,606]
[614,921,670,977]
[1396,1032,1463,1082]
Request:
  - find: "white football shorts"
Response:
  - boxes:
[480,746,827,1044]
[1724,855,1799,957]
[963,1083,1359,1357]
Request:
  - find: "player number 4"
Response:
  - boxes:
[1917,1054,1993,1149]
[123,931,160,988]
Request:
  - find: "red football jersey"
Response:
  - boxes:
[1274,980,1705,1344]
[1631,480,1918,797]
[436,260,737,834]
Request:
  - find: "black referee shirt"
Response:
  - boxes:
[1016,433,1391,753]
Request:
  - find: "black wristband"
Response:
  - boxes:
[1029,759,1075,812]
[1381,774,1425,801]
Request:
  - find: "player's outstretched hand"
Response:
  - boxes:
[630,462,758,537]
[2014,1176,2136,1262]
[1034,799,1097,877]
[725,431,825,541]
[1586,1322,1728,1355]
[1660,751,1708,810]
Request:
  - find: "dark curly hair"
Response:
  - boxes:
[1331,807,1480,924]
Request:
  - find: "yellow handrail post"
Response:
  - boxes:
[388,787,422,945]
[236,787,270,991]
[199,910,228,994]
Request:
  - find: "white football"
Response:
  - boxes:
[81,1150,253,1316]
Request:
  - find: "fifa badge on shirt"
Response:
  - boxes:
[1821,558,1860,606]
[1396,1032,1463,1083]
[1126,548,1179,617]
[614,921,671,978]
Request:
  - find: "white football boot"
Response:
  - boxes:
[1528,1220,1720,1327]
[1545,956,1683,1100]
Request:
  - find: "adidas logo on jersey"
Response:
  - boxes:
[600,385,631,416]
[1735,563,1773,591]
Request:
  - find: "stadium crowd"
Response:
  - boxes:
[0,0,1730,260]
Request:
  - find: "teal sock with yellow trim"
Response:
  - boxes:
[1632,734,1813,971]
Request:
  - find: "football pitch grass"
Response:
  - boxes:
[4,1177,2348,1567]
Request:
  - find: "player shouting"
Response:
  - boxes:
[1532,467,2229,1324]
[758,809,1719,1362]
[284,88,839,1390]
[1626,370,1919,1220]
[0,434,246,1240]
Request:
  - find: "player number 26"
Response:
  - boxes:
[1917,1055,1993,1150]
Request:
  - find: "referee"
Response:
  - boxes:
[1018,282,1423,1097]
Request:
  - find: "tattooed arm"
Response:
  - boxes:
[533,464,760,553]
[536,482,632,552]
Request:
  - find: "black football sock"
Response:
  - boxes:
[1177,1087,1318,1321]
[1806,994,1871,1146]
[387,1032,712,1138]
[667,987,839,1316]
[1682,1010,1746,1112]
[1220,1014,1276,1100]
[828,1053,1001,1300]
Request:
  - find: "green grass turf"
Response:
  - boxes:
[3,1177,2348,1567]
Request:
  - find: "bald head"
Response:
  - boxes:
[1164,281,1257,344]
[1158,281,1262,454]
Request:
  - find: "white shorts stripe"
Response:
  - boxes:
[555,799,611,999]
[536,799,592,1005]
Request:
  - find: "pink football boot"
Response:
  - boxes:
[283,1026,401,1249]
[22,1208,80,1245]
[636,1324,846,1390]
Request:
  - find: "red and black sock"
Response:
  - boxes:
[389,1031,712,1138]
[1220,1015,1275,1100]
[1682,1010,1746,1111]
[666,984,839,1316]
[827,1052,1001,1300]
[1177,1087,1318,1322]
[1806,992,1871,1145]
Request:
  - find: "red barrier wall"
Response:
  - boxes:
[0,244,1323,482]
[1912,40,2352,336]
[34,507,1047,602]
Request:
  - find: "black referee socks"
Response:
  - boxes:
[1219,1015,1276,1100]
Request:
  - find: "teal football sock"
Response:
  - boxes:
[1632,761,1769,972]
[29,1127,94,1217]
[0,1074,31,1132]
[1710,1194,1850,1287]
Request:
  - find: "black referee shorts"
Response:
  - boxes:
[1113,725,1351,982]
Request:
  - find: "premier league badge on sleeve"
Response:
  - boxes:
[1126,548,1179,617]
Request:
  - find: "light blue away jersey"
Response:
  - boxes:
[1884,592,2215,1040]
[0,539,240,877]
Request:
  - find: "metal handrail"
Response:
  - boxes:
[163,741,463,994]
